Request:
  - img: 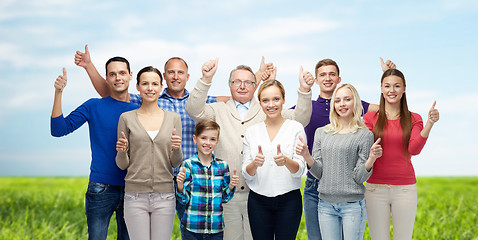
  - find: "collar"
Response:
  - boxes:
[191,152,218,167]
[317,95,331,103]
[160,88,190,100]
[233,100,251,109]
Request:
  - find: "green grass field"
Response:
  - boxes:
[0,177,477,239]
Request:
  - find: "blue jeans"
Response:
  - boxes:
[181,228,224,240]
[303,175,322,240]
[318,198,367,240]
[85,182,129,240]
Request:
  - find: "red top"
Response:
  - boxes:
[363,111,428,185]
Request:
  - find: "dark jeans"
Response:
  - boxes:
[181,228,224,240]
[247,189,302,240]
[174,176,188,239]
[85,181,129,240]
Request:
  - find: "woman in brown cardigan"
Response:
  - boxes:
[116,66,182,240]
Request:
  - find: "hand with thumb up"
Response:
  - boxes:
[116,132,128,152]
[229,169,239,190]
[365,138,382,171]
[253,145,265,167]
[274,144,287,166]
[176,167,186,192]
[171,128,181,150]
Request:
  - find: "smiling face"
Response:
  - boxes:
[105,61,132,94]
[316,65,342,98]
[259,85,285,119]
[193,129,219,156]
[381,75,406,106]
[229,69,256,104]
[334,87,355,119]
[136,71,163,103]
[163,58,190,98]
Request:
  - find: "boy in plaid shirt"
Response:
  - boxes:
[176,120,239,240]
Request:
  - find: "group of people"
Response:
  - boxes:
[50,45,439,240]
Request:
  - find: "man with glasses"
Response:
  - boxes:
[185,58,314,240]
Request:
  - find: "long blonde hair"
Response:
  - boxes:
[324,83,366,134]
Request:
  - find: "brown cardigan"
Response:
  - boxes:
[116,109,182,193]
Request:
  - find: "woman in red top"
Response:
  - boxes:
[363,69,439,240]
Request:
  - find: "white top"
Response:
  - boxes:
[146,130,159,140]
[242,119,306,197]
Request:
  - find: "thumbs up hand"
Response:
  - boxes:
[176,167,186,192]
[229,169,239,190]
[427,101,439,124]
[116,132,128,152]
[295,136,310,157]
[74,44,92,69]
[54,68,68,92]
[274,144,287,166]
[380,57,397,72]
[171,128,181,150]
[252,145,265,167]
[299,66,314,93]
[369,138,382,161]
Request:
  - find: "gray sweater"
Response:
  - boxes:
[309,127,374,203]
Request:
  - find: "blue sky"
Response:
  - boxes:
[0,0,477,176]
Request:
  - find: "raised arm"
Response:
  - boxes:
[281,66,313,126]
[74,44,110,97]
[51,68,67,118]
[185,58,219,122]
[50,68,89,137]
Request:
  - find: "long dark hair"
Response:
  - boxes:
[373,69,413,157]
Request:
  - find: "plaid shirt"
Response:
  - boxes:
[130,89,217,175]
[177,153,235,234]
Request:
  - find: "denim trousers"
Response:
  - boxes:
[85,181,129,240]
[248,189,302,240]
[303,175,322,240]
[318,198,367,240]
[181,228,224,240]
[123,192,176,240]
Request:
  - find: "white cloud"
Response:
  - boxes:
[242,16,341,43]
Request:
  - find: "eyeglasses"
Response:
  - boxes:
[230,80,256,87]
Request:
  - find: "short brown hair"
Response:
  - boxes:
[315,59,340,77]
[194,119,220,138]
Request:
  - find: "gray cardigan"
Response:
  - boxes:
[185,79,312,193]
[309,127,374,203]
[116,109,182,193]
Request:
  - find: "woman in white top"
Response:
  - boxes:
[242,79,307,240]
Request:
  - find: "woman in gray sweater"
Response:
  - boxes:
[116,66,182,240]
[296,83,382,240]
